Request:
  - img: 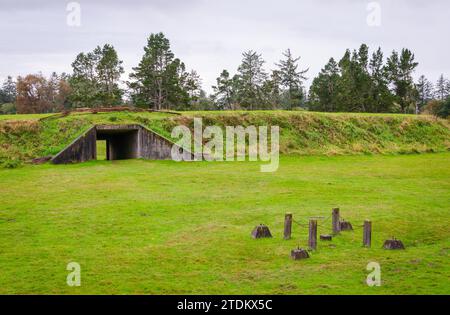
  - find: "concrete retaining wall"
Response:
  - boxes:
[51,127,97,164]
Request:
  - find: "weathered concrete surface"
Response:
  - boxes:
[51,124,193,164]
[51,127,97,164]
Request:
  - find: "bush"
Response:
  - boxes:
[423,98,450,118]
[437,98,450,118]
[0,103,16,114]
[1,159,21,169]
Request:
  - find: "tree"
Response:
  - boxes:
[436,97,450,118]
[96,44,124,105]
[386,49,419,113]
[263,70,283,109]
[235,50,268,110]
[128,32,196,110]
[212,70,237,110]
[16,74,48,114]
[275,49,308,109]
[434,74,450,101]
[336,44,373,112]
[308,58,341,112]
[0,103,16,114]
[16,73,70,114]
[368,47,393,112]
[0,76,17,104]
[69,44,124,108]
[309,45,422,114]
[181,70,203,108]
[415,75,434,114]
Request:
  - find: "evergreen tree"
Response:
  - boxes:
[212,70,237,110]
[309,58,340,112]
[235,50,268,110]
[96,44,124,105]
[386,49,418,113]
[275,49,308,109]
[415,75,434,113]
[264,70,283,109]
[69,44,124,108]
[434,74,450,101]
[128,33,195,110]
[337,44,372,112]
[368,47,392,112]
[0,76,17,104]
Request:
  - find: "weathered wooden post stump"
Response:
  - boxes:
[332,208,340,235]
[284,213,292,240]
[251,224,272,239]
[308,220,318,250]
[291,248,310,260]
[383,239,405,250]
[339,220,353,231]
[320,234,333,241]
[363,220,372,247]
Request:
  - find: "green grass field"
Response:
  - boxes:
[0,153,449,294]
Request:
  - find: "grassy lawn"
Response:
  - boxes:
[0,153,449,294]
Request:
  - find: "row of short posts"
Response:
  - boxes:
[255,207,403,261]
[284,208,373,249]
[285,208,403,260]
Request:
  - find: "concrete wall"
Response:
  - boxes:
[51,127,97,164]
[139,127,174,160]
[51,124,193,164]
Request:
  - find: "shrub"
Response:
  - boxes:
[1,159,21,169]
[437,98,450,118]
[0,103,16,114]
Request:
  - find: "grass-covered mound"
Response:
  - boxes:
[0,111,449,167]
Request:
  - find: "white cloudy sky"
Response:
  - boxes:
[0,0,448,93]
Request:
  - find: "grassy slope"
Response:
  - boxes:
[0,111,449,166]
[0,153,448,294]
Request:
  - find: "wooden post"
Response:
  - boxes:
[332,208,340,235]
[284,213,293,240]
[363,220,372,247]
[308,219,317,250]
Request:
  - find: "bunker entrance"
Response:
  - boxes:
[96,127,139,161]
[51,124,192,164]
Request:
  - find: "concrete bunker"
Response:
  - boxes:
[51,124,192,164]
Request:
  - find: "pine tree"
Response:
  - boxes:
[212,70,237,110]
[336,44,373,112]
[275,49,308,109]
[96,44,124,105]
[309,58,340,112]
[386,49,418,113]
[415,75,434,113]
[235,50,268,110]
[368,47,392,112]
[69,44,124,108]
[128,33,195,110]
[0,76,17,104]
[434,74,450,101]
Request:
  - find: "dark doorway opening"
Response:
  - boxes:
[96,128,139,160]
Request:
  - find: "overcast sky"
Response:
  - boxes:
[0,0,449,93]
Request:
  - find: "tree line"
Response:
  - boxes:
[0,32,449,117]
